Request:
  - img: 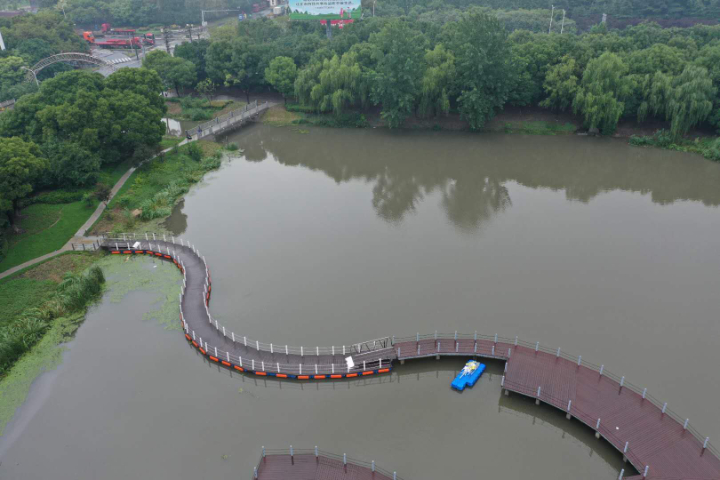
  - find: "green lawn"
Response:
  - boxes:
[0,161,131,274]
[0,202,95,272]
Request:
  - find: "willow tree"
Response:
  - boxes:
[665,65,715,140]
[294,51,367,115]
[418,44,455,119]
[573,52,634,134]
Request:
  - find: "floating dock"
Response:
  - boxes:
[451,360,485,391]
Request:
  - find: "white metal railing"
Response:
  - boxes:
[102,233,393,372]
[393,332,719,459]
[187,100,271,139]
[254,447,402,480]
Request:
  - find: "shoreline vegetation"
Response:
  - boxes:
[0,139,226,435]
[0,253,182,436]
[261,103,720,160]
[0,254,106,379]
[89,140,225,236]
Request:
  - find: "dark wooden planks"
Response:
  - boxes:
[256,454,394,480]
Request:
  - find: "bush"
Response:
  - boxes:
[285,103,324,113]
[185,143,203,162]
[704,138,720,161]
[117,197,131,209]
[19,190,85,207]
[629,129,675,148]
[186,108,213,121]
[225,142,239,151]
[82,192,95,208]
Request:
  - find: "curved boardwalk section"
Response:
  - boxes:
[255,449,400,480]
[101,234,720,480]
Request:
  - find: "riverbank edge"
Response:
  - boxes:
[262,104,720,161]
[87,140,227,237]
[0,253,183,437]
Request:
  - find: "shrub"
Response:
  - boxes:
[185,143,203,162]
[225,142,239,151]
[186,108,213,121]
[704,138,720,161]
[82,192,95,208]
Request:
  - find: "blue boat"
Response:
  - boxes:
[451,360,486,391]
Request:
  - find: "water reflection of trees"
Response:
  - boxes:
[231,127,720,230]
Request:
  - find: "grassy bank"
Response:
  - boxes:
[0,162,130,274]
[165,98,243,121]
[90,141,224,235]
[0,253,182,435]
[0,252,105,377]
[630,130,720,162]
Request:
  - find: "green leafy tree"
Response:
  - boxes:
[418,44,455,118]
[0,137,46,231]
[370,20,425,128]
[143,51,197,96]
[40,140,100,187]
[196,78,216,101]
[294,49,372,115]
[265,56,297,103]
[540,55,579,112]
[573,52,634,134]
[665,65,716,140]
[444,10,515,130]
[0,56,27,86]
[175,39,211,81]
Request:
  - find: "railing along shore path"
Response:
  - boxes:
[100,234,720,480]
[186,100,272,140]
[254,448,401,480]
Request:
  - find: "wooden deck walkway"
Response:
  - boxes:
[255,450,399,480]
[99,235,720,480]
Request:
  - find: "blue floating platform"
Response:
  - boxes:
[451,360,486,391]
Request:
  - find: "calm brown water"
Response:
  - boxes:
[3,126,720,480]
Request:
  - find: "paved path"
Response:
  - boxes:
[0,141,188,281]
[0,100,274,280]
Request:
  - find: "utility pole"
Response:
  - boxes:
[549,4,555,34]
[560,9,566,34]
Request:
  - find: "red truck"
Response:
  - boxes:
[252,1,269,13]
[83,34,142,49]
[82,23,155,48]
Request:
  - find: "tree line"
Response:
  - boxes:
[0,11,89,102]
[36,0,720,28]
[0,69,166,235]
[164,13,720,135]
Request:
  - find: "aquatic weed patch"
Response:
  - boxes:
[103,255,182,330]
[0,254,181,435]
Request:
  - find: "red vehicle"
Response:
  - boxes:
[83,23,154,47]
[252,1,269,12]
[83,33,142,49]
